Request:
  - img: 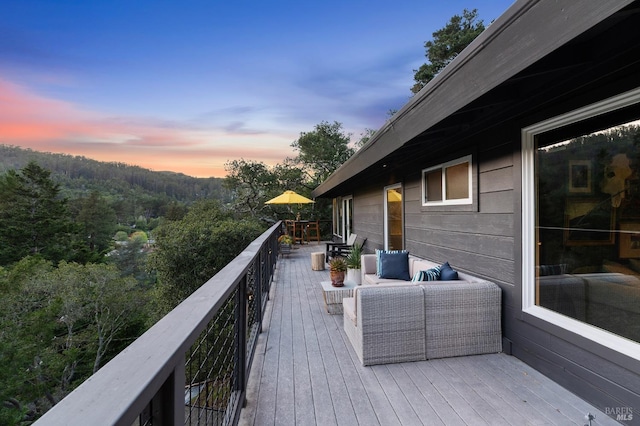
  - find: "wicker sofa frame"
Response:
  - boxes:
[343,254,502,366]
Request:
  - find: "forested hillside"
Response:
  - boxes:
[0,145,229,205]
[0,156,265,423]
[0,118,358,423]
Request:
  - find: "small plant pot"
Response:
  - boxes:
[280,244,292,256]
[330,271,345,287]
[347,268,361,285]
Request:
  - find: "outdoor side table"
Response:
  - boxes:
[311,252,325,270]
[320,280,357,314]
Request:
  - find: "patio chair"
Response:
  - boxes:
[326,233,362,260]
[305,220,321,243]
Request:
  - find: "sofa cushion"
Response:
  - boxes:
[379,251,410,280]
[411,258,437,274]
[537,263,569,276]
[412,266,441,282]
[376,249,408,276]
[440,262,459,281]
[364,274,413,285]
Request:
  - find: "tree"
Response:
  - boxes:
[0,259,146,422]
[76,191,117,257]
[147,200,266,316]
[411,9,485,94]
[109,232,152,284]
[0,162,74,266]
[355,128,376,149]
[291,121,354,185]
[223,159,278,218]
[271,159,307,191]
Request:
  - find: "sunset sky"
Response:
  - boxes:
[1,0,514,178]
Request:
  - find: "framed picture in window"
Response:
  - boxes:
[619,222,640,258]
[569,160,592,193]
[564,198,615,245]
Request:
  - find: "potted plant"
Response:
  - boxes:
[345,243,362,285]
[278,234,293,256]
[329,257,348,287]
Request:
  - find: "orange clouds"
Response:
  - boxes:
[0,77,294,177]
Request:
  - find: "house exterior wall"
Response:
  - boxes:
[348,119,640,419]
[321,2,640,419]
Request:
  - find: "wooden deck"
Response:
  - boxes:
[239,243,620,426]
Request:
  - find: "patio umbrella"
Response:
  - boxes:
[265,190,315,223]
[265,190,315,205]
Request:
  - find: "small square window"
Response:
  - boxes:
[422,155,472,205]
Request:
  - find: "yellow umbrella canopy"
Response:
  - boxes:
[265,190,315,205]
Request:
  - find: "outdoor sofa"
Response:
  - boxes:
[537,260,640,342]
[342,252,502,366]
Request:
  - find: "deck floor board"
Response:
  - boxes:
[240,243,620,425]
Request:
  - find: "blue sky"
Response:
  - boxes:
[1,0,514,177]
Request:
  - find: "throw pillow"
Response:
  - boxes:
[412,266,441,282]
[376,249,408,276]
[379,251,410,280]
[439,262,459,281]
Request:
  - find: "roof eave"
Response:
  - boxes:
[312,0,634,198]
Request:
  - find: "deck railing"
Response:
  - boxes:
[34,222,283,426]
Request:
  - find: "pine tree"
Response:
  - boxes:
[0,162,74,265]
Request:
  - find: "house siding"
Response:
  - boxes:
[349,128,640,418]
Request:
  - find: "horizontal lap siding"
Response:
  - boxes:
[403,146,515,288]
[504,305,640,414]
[353,190,384,250]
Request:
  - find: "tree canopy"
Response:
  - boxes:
[0,259,146,422]
[411,9,485,94]
[147,200,266,315]
[290,121,354,185]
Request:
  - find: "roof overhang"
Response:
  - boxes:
[312,0,638,198]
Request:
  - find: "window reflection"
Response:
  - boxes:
[536,119,640,343]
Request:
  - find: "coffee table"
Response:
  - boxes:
[320,280,357,314]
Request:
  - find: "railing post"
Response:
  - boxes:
[233,275,248,421]
[149,359,184,426]
[254,251,263,333]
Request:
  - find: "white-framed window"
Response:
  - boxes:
[522,87,640,361]
[422,155,472,205]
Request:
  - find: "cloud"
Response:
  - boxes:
[0,77,294,177]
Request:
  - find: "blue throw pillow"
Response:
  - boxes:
[412,266,441,282]
[379,251,410,280]
[376,249,407,276]
[440,262,459,281]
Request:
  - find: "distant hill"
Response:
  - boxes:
[0,144,230,207]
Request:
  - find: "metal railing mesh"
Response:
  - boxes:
[184,287,238,426]
[246,260,259,351]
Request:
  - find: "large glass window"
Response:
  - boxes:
[522,88,640,358]
[422,155,472,205]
